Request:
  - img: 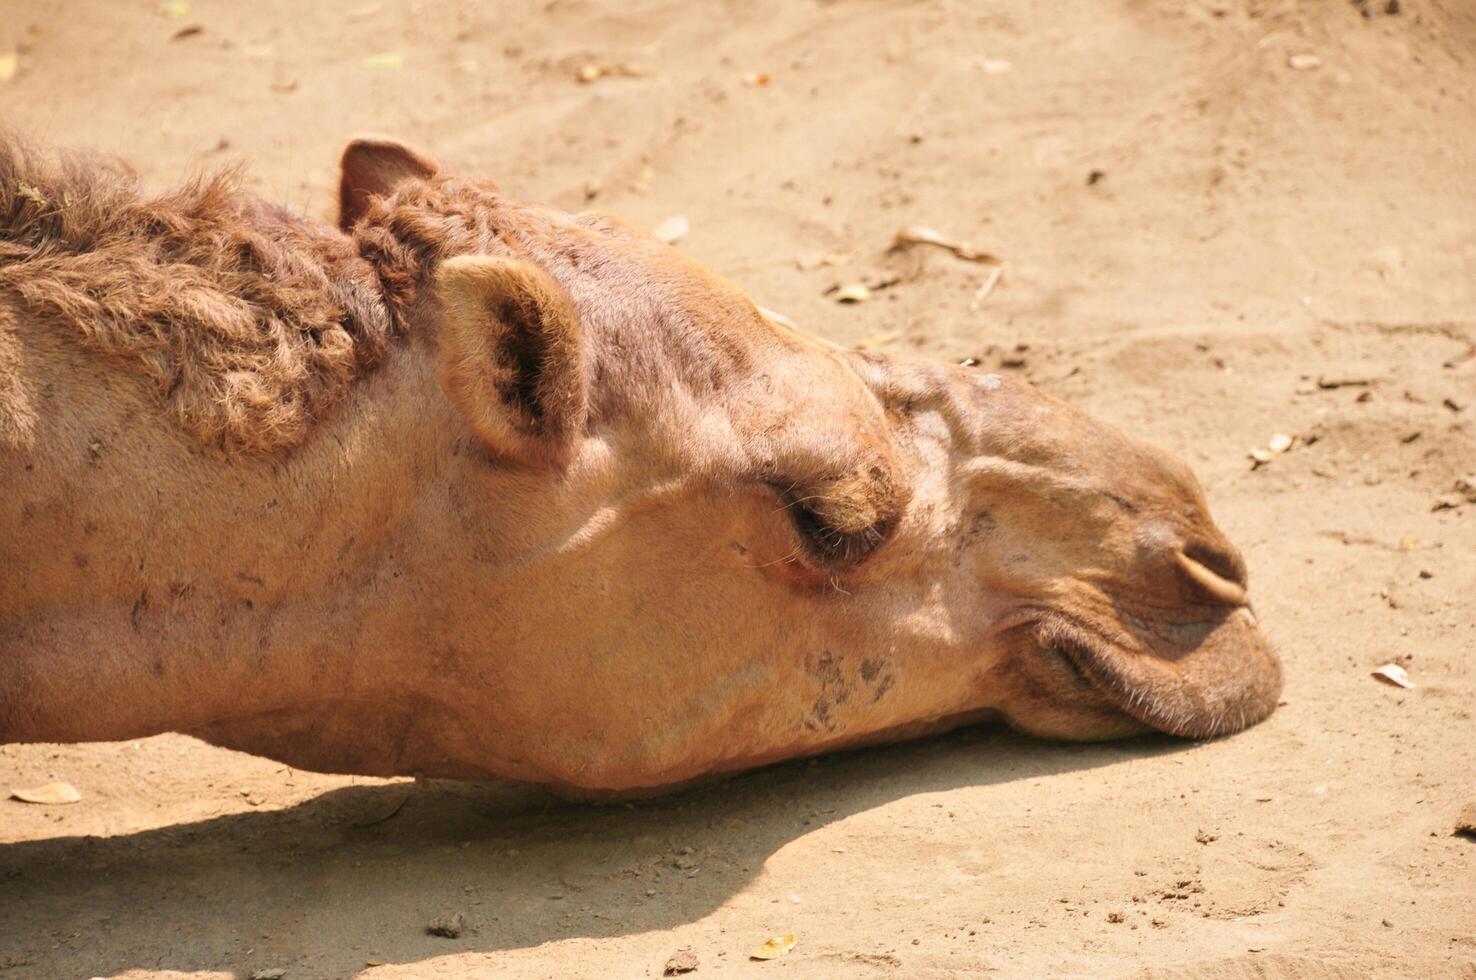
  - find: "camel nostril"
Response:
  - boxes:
[1175,549,1248,607]
[1182,540,1247,588]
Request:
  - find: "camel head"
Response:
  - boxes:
[338,139,1282,785]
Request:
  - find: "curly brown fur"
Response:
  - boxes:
[0,137,395,454]
[349,174,509,328]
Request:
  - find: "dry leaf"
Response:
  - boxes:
[890,225,1003,265]
[159,0,191,17]
[362,52,405,69]
[750,934,797,961]
[1422,475,1470,513]
[1371,663,1414,689]
[857,329,902,350]
[740,71,770,87]
[576,62,651,84]
[0,51,18,83]
[11,781,81,805]
[795,251,854,271]
[171,24,204,40]
[833,283,873,304]
[250,970,286,980]
[970,264,1004,310]
[1249,432,1295,469]
[856,327,897,349]
[1445,345,1476,370]
[653,214,689,244]
[1316,375,1373,389]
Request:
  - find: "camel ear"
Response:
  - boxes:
[433,255,589,468]
[338,136,439,231]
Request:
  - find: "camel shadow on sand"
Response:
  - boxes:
[0,729,1188,978]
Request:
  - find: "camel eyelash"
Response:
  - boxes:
[775,487,892,568]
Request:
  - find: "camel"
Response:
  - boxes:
[0,136,1281,798]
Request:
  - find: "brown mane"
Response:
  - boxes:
[0,137,397,454]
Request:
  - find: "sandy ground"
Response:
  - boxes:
[2,0,1474,977]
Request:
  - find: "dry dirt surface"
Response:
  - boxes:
[2,0,1474,977]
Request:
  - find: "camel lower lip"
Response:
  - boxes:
[1043,611,1282,739]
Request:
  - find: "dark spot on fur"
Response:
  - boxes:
[859,656,897,703]
[807,651,851,734]
[888,397,919,422]
[130,589,149,631]
[812,651,843,685]
[962,507,997,546]
[811,695,835,730]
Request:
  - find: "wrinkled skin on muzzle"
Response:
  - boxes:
[817,353,1282,745]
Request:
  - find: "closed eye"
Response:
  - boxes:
[775,485,892,568]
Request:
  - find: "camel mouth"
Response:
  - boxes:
[1044,634,1102,693]
[1040,609,1282,739]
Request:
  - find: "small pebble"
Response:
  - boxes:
[427,912,466,939]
